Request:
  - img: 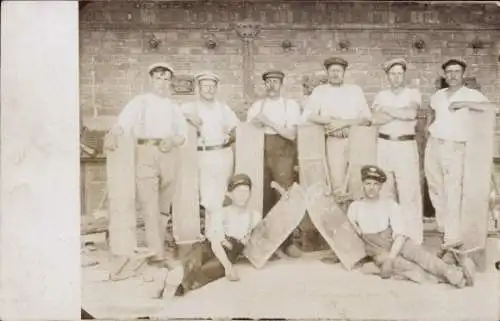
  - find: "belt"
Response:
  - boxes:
[325,133,349,139]
[378,133,416,141]
[197,142,231,151]
[137,138,162,146]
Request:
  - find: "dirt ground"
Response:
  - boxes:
[82,240,498,321]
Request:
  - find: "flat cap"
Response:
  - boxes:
[262,70,285,81]
[324,57,348,69]
[383,58,408,73]
[194,71,220,83]
[441,58,467,71]
[227,173,252,191]
[361,165,387,183]
[148,62,174,74]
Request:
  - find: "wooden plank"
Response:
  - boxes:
[106,134,137,256]
[243,183,307,269]
[172,125,201,244]
[461,109,496,270]
[235,122,265,216]
[305,184,367,270]
[297,123,329,191]
[347,125,378,199]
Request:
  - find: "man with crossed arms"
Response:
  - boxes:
[370,58,424,245]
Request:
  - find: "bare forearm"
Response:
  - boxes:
[388,235,407,259]
[211,242,232,269]
[308,113,332,125]
[386,107,418,120]
[370,112,393,125]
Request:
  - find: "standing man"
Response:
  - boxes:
[370,58,424,245]
[246,70,303,258]
[108,62,188,263]
[425,58,494,251]
[303,57,372,196]
[183,72,240,234]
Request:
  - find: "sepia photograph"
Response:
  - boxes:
[15,0,498,319]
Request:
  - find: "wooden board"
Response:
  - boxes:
[106,134,137,256]
[305,183,367,270]
[347,125,378,199]
[243,183,307,269]
[297,123,329,191]
[172,125,201,244]
[235,122,265,216]
[460,109,496,270]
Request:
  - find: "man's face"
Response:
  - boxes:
[362,179,382,199]
[444,64,465,87]
[198,79,218,100]
[264,77,283,97]
[326,64,346,85]
[150,70,173,92]
[387,64,406,88]
[228,185,251,207]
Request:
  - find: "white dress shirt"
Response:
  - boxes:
[183,100,240,146]
[372,87,422,136]
[246,97,302,135]
[302,83,371,121]
[428,86,489,142]
[116,92,188,139]
[347,198,408,239]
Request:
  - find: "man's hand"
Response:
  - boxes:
[380,257,395,279]
[172,135,185,147]
[357,117,372,126]
[251,118,266,128]
[256,114,276,129]
[186,113,203,129]
[159,137,174,153]
[224,265,240,282]
[449,101,469,112]
[104,125,123,151]
[221,238,233,250]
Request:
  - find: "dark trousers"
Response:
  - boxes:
[176,237,244,296]
[263,134,297,249]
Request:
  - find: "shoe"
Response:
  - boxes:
[445,268,466,289]
[284,245,303,258]
[440,251,457,265]
[453,253,475,287]
[320,253,340,265]
[160,265,185,300]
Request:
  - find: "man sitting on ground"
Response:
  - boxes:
[348,165,475,288]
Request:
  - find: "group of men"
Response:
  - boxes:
[104,55,494,297]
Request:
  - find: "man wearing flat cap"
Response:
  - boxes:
[246,70,303,258]
[303,57,372,196]
[348,165,475,288]
[107,62,188,263]
[369,58,424,245]
[182,71,240,232]
[425,58,495,252]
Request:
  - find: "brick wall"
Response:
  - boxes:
[79,0,500,215]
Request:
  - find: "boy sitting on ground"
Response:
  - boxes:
[158,173,261,298]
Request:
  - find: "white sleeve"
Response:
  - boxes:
[286,99,303,127]
[467,89,490,103]
[223,103,240,130]
[347,202,358,226]
[171,102,188,145]
[115,95,142,134]
[410,88,422,107]
[371,91,383,111]
[246,101,261,123]
[356,86,371,118]
[302,86,322,120]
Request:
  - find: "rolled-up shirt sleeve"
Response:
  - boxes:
[347,202,358,227]
[302,87,323,121]
[223,103,240,130]
[466,89,490,103]
[286,99,303,128]
[116,95,141,134]
[410,88,422,107]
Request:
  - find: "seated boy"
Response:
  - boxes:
[158,173,261,298]
[349,165,475,288]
